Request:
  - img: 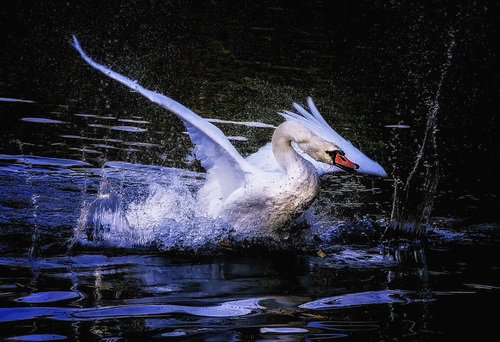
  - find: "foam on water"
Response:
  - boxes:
[75,163,389,253]
[76,170,233,252]
[124,179,232,250]
[0,154,386,253]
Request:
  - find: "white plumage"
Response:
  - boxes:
[73,36,386,233]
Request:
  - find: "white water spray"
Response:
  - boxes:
[389,30,456,236]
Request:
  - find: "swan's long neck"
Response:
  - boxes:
[272,121,315,174]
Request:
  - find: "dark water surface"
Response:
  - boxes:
[1,1,499,340]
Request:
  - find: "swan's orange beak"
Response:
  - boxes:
[332,150,359,172]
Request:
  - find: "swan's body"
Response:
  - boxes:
[199,121,325,233]
[72,36,387,233]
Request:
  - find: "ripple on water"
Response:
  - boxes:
[118,118,150,124]
[73,113,98,118]
[299,290,416,310]
[15,291,83,304]
[307,320,379,334]
[94,115,117,120]
[227,136,249,141]
[159,331,187,337]
[0,154,91,168]
[6,334,67,341]
[20,117,64,124]
[68,148,102,155]
[384,124,411,129]
[110,125,148,133]
[124,141,161,148]
[92,144,119,150]
[0,298,266,323]
[260,327,309,334]
[86,124,148,132]
[0,97,35,103]
[206,118,275,128]
[145,285,182,294]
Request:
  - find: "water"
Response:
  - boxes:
[1,1,499,340]
[0,212,499,339]
[389,30,456,237]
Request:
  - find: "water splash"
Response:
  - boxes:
[388,30,456,237]
[72,160,390,253]
[13,141,41,258]
[75,178,136,247]
[75,166,233,251]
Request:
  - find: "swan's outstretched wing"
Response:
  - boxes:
[281,97,387,177]
[72,36,256,198]
[246,98,387,177]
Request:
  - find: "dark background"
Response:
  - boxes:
[1,0,498,221]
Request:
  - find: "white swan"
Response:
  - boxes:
[72,36,387,234]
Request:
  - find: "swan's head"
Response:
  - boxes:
[298,136,359,172]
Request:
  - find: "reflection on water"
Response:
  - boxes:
[0,152,499,339]
[0,228,499,340]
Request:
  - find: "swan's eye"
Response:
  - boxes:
[326,150,337,159]
[326,150,344,159]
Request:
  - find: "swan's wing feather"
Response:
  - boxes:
[245,142,280,172]
[245,98,386,177]
[292,102,316,121]
[307,97,330,127]
[72,36,256,196]
[280,97,387,177]
[281,98,345,145]
[280,110,307,122]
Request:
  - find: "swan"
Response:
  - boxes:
[72,36,387,234]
